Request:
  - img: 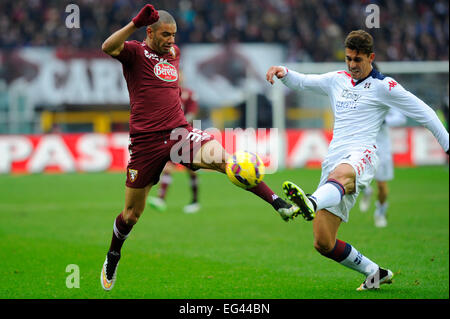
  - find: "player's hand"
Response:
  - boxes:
[266,66,287,85]
[132,4,159,28]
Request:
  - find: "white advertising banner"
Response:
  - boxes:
[0,127,446,174]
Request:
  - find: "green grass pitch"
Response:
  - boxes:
[0,166,448,299]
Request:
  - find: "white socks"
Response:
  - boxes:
[340,245,379,276]
[324,239,379,277]
[311,180,345,211]
[375,201,388,216]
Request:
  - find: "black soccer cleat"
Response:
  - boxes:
[282,181,316,221]
[100,251,121,291]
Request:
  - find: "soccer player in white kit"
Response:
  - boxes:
[266,30,449,291]
[359,108,407,228]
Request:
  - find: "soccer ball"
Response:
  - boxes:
[225,151,265,189]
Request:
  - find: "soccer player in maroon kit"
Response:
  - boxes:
[100,4,299,291]
[148,85,201,213]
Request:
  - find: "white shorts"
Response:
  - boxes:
[318,146,378,223]
[374,126,394,181]
[374,155,393,181]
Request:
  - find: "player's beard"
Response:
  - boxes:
[157,42,171,54]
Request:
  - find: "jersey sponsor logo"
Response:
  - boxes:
[336,100,358,111]
[336,89,362,111]
[128,169,138,182]
[388,80,397,91]
[364,82,371,89]
[154,62,178,82]
[144,49,168,63]
[341,89,362,102]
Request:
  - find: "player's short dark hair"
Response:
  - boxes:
[150,10,176,31]
[344,30,374,56]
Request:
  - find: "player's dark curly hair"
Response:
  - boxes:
[344,30,374,56]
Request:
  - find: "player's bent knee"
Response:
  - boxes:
[122,206,144,225]
[328,164,356,194]
[314,238,334,255]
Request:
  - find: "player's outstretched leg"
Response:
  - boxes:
[273,197,300,222]
[247,182,300,221]
[282,181,316,220]
[101,185,150,291]
[282,175,348,221]
[191,139,299,221]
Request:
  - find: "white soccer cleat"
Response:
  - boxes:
[277,203,301,221]
[100,251,120,291]
[183,202,200,214]
[357,268,393,291]
[374,214,388,228]
[374,201,388,227]
[148,196,167,212]
[359,187,373,213]
[271,197,300,221]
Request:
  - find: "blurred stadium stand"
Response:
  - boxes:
[0,0,448,135]
[0,0,448,61]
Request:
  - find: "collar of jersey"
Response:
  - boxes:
[142,41,169,58]
[353,68,385,86]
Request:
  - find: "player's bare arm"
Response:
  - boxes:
[102,22,137,57]
[102,4,159,57]
[266,66,287,85]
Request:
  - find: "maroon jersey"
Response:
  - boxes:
[180,87,198,115]
[113,40,187,135]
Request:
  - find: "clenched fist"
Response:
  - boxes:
[132,4,159,28]
[266,66,287,85]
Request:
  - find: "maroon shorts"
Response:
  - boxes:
[126,125,214,188]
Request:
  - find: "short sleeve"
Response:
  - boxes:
[113,41,139,65]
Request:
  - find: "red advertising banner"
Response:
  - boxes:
[0,128,446,174]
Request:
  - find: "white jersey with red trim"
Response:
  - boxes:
[280,67,449,156]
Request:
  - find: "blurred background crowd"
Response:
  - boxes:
[0,0,447,169]
[0,0,448,62]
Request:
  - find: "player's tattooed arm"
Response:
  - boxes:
[102,22,137,57]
